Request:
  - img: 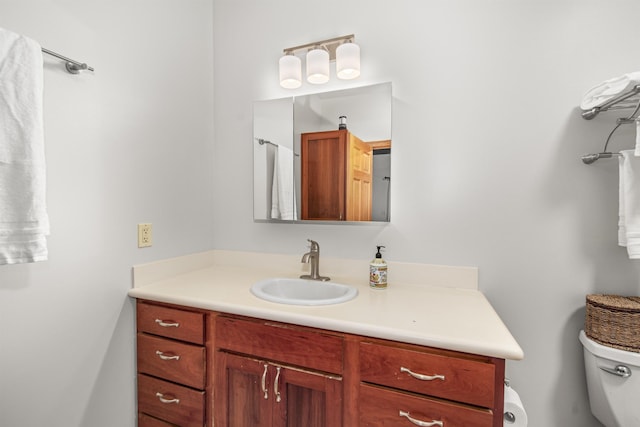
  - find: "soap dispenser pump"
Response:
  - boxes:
[369,245,387,289]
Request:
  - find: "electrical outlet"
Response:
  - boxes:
[138,223,152,248]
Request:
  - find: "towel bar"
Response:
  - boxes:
[41,48,94,74]
[582,85,640,120]
[255,138,300,157]
[581,152,621,164]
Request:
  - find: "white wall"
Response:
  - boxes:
[212,1,640,425]
[0,1,214,426]
[253,97,293,219]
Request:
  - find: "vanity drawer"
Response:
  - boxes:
[137,301,204,344]
[138,412,179,427]
[215,315,344,373]
[137,333,205,389]
[359,341,496,408]
[359,383,493,427]
[138,374,205,427]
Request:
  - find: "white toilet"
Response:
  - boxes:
[580,330,640,427]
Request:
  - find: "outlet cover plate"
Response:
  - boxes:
[138,223,152,248]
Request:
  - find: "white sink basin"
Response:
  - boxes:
[251,278,358,306]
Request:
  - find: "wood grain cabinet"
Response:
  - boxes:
[136,302,206,427]
[358,339,505,427]
[213,315,343,427]
[300,129,373,221]
[134,300,505,427]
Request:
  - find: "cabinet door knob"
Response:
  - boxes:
[399,410,443,427]
[155,350,180,361]
[155,319,180,328]
[400,367,445,382]
[155,392,180,404]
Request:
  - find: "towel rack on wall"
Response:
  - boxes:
[41,47,94,74]
[581,86,640,164]
[256,138,276,147]
[255,138,300,157]
[581,85,640,120]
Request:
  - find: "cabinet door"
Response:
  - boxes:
[346,132,372,221]
[215,352,273,427]
[301,130,347,220]
[215,351,343,427]
[273,366,343,427]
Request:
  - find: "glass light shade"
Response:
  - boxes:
[306,48,330,84]
[279,54,302,89]
[336,42,360,80]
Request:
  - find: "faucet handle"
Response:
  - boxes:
[307,239,319,251]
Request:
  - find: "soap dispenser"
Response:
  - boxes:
[369,246,387,289]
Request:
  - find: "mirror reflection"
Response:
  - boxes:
[253,82,392,223]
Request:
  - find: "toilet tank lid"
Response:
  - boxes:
[580,330,640,366]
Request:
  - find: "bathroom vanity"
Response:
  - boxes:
[129,250,523,427]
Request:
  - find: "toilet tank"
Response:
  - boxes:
[580,330,640,427]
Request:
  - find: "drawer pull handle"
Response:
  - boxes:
[399,410,443,427]
[155,392,180,404]
[274,366,282,403]
[400,367,445,382]
[155,319,180,328]
[155,350,180,361]
[261,364,269,400]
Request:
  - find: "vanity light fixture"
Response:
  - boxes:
[336,41,360,80]
[279,54,302,89]
[306,47,330,84]
[279,34,360,89]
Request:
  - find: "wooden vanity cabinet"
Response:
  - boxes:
[136,302,206,427]
[134,301,505,427]
[212,315,343,427]
[300,129,373,221]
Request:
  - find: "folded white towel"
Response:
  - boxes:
[0,27,49,265]
[581,72,640,110]
[270,146,297,220]
[619,150,640,259]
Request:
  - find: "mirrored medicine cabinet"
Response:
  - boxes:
[253,82,392,223]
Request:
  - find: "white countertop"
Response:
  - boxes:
[128,250,524,360]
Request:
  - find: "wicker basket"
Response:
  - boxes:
[585,294,640,353]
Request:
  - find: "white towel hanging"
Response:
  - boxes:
[619,150,640,259]
[0,27,49,265]
[270,146,297,220]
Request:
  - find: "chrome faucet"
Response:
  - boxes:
[300,239,330,281]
